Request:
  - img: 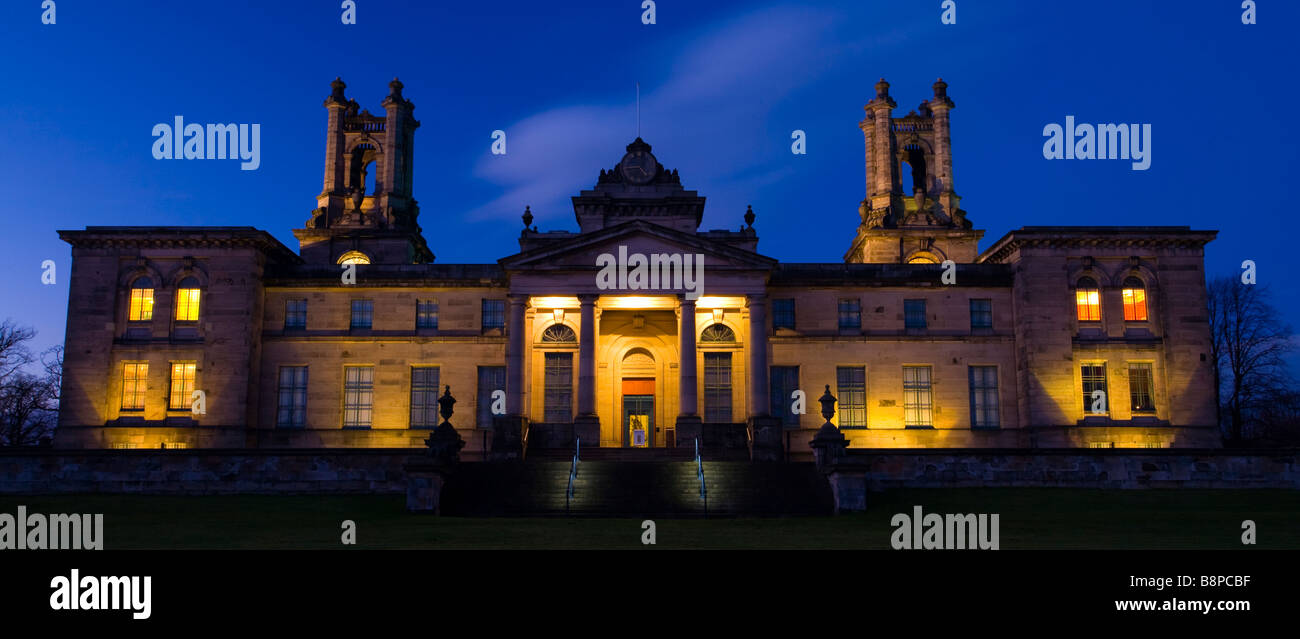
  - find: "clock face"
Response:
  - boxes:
[619,150,657,184]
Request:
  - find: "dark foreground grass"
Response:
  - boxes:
[2,489,1296,549]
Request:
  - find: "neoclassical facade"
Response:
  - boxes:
[54,78,1220,457]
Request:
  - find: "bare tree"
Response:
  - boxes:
[0,321,60,446]
[1207,276,1295,443]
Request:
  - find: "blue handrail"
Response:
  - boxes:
[566,436,580,514]
[695,437,707,515]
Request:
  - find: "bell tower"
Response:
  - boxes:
[845,78,981,264]
[294,77,433,264]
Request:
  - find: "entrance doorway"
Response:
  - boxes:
[622,392,654,448]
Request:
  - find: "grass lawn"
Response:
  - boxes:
[2,489,1296,549]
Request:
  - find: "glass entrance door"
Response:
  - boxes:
[623,395,654,448]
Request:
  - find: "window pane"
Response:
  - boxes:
[769,366,800,428]
[838,299,861,330]
[1122,279,1148,322]
[350,300,373,329]
[1075,278,1100,322]
[478,366,506,429]
[836,366,866,428]
[1082,364,1108,413]
[903,366,932,427]
[969,299,992,329]
[120,362,148,411]
[968,366,998,428]
[285,299,307,329]
[129,287,155,321]
[482,299,505,330]
[343,366,374,428]
[544,353,573,422]
[175,288,201,321]
[1128,363,1155,413]
[168,362,196,410]
[416,299,439,329]
[277,366,308,427]
[410,367,440,428]
[773,299,796,330]
[703,352,732,422]
[905,299,927,329]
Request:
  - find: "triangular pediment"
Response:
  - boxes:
[499,220,776,271]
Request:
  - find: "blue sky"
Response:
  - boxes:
[0,0,1293,358]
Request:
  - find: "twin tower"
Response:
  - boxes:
[292,77,980,267]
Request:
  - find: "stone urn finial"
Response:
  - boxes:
[438,385,456,425]
[819,384,837,423]
[424,385,464,464]
[522,205,533,229]
[811,384,847,469]
[744,205,755,229]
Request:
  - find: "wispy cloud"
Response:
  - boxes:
[465,4,866,223]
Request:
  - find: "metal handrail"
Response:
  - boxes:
[695,437,708,515]
[565,436,580,514]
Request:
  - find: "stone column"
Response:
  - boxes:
[505,294,528,415]
[747,295,770,418]
[746,294,782,461]
[492,294,528,460]
[572,294,600,446]
[675,296,701,445]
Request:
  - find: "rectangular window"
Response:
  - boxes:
[168,361,197,411]
[1128,363,1155,413]
[1081,364,1108,414]
[120,362,148,411]
[772,299,796,330]
[277,366,308,428]
[416,299,439,329]
[544,352,573,422]
[838,299,861,330]
[970,299,992,330]
[482,299,505,330]
[350,300,373,330]
[904,299,927,329]
[284,299,307,330]
[342,366,374,428]
[129,288,154,321]
[903,365,933,428]
[174,288,200,322]
[770,366,800,428]
[968,366,999,428]
[409,366,440,428]
[836,366,866,429]
[477,366,507,429]
[703,352,732,422]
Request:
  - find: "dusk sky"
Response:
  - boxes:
[1,0,1293,359]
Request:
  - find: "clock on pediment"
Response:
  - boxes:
[619,137,659,185]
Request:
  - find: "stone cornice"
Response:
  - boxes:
[978,226,1218,264]
[59,226,303,264]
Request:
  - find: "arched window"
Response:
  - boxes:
[175,277,201,322]
[700,324,736,343]
[1075,277,1100,322]
[541,324,577,343]
[1122,277,1148,321]
[337,250,371,265]
[128,277,155,321]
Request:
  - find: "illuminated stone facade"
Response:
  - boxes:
[54,79,1220,457]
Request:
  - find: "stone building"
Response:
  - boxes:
[54,78,1220,457]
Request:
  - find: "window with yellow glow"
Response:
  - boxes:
[168,361,197,410]
[1075,277,1100,322]
[175,277,200,321]
[128,277,155,321]
[1122,277,1148,321]
[121,362,148,411]
[337,250,371,265]
[907,254,938,264]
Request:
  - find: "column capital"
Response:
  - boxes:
[577,293,600,305]
[746,293,767,307]
[507,293,530,305]
[677,294,697,307]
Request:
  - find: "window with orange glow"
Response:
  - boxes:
[1075,277,1100,321]
[121,362,148,411]
[175,277,200,321]
[1122,277,1148,321]
[168,361,197,410]
[128,277,155,321]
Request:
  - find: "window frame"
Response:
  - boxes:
[477,366,507,429]
[342,365,374,429]
[838,298,861,331]
[543,352,574,422]
[969,298,993,330]
[1081,362,1109,415]
[120,362,149,412]
[174,277,201,323]
[1128,362,1156,414]
[1121,277,1148,322]
[128,277,155,322]
[702,352,733,423]
[903,365,933,428]
[481,299,505,331]
[1075,277,1101,323]
[284,299,308,330]
[836,366,867,429]
[769,365,800,429]
[350,299,374,330]
[409,366,440,429]
[904,299,927,330]
[416,299,439,330]
[968,365,999,429]
[167,361,197,411]
[772,298,796,330]
[276,366,309,428]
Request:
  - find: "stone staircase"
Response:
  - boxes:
[440,459,833,516]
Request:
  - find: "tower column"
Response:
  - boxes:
[505,294,528,415]
[675,296,701,446]
[747,294,782,461]
[572,295,600,446]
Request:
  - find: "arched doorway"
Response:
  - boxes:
[621,348,656,448]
